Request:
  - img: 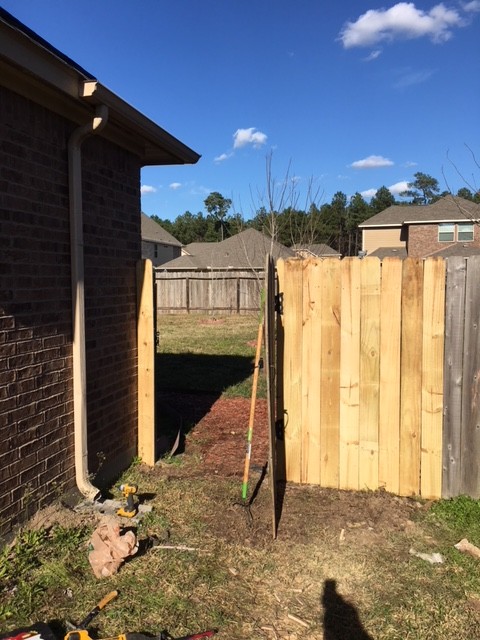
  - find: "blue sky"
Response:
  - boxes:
[3,1,479,220]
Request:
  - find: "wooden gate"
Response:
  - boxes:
[274,255,480,499]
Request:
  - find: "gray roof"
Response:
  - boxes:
[426,244,480,258]
[160,228,295,270]
[369,247,408,259]
[141,214,181,246]
[293,243,341,257]
[359,195,480,228]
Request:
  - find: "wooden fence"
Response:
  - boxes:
[155,269,262,314]
[276,255,480,499]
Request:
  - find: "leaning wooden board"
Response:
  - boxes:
[264,254,278,539]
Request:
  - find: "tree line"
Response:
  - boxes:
[151,172,480,257]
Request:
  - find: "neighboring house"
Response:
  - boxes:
[0,8,199,535]
[359,195,480,259]
[141,213,181,266]
[162,228,295,270]
[292,243,341,259]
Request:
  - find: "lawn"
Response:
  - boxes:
[155,313,267,399]
[1,315,480,640]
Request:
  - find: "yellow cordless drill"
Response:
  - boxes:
[117,483,138,518]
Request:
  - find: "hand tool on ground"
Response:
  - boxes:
[63,591,216,640]
[65,590,119,638]
[66,631,216,640]
[117,483,138,518]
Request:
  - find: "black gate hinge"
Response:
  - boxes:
[274,292,284,315]
[275,418,285,441]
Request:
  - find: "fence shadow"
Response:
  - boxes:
[155,352,257,455]
[322,579,374,640]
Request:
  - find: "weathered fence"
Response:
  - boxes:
[276,255,480,499]
[155,269,262,314]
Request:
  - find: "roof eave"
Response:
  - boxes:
[359,223,403,228]
[405,218,480,225]
[0,9,200,167]
[82,81,200,166]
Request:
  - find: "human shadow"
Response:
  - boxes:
[155,352,257,455]
[322,579,374,640]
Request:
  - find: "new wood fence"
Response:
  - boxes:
[155,269,262,314]
[276,255,480,499]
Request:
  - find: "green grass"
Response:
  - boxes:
[1,474,480,639]
[2,316,480,639]
[156,314,267,399]
[428,495,480,541]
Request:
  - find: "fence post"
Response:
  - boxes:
[136,259,155,465]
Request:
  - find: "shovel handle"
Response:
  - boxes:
[78,590,119,629]
[97,590,119,610]
[241,322,264,501]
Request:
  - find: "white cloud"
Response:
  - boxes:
[393,68,435,89]
[404,160,418,167]
[463,1,480,12]
[389,180,410,195]
[361,180,410,199]
[169,182,182,190]
[233,127,268,149]
[140,185,157,194]
[214,152,233,163]
[361,188,377,198]
[363,49,382,61]
[340,2,464,48]
[350,155,394,169]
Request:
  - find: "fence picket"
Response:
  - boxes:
[442,257,466,497]
[460,256,480,498]
[319,259,341,487]
[339,259,361,490]
[359,258,381,490]
[302,259,322,484]
[399,258,424,495]
[282,259,304,483]
[421,258,445,499]
[379,258,402,494]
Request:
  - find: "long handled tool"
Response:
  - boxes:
[241,321,264,503]
[64,591,216,640]
[66,590,119,635]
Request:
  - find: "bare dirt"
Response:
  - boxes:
[160,395,423,547]
[22,395,479,640]
[27,394,423,554]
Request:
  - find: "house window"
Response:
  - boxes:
[154,244,158,258]
[438,223,454,242]
[458,223,474,242]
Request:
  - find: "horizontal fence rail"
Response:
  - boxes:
[155,269,262,314]
[277,256,480,499]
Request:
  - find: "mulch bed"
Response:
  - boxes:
[158,391,270,476]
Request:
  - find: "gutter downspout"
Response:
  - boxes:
[68,105,108,501]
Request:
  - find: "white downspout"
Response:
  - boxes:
[68,105,108,501]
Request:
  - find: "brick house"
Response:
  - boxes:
[141,213,182,267]
[0,8,199,536]
[358,195,480,259]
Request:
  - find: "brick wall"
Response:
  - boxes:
[82,137,141,473]
[0,86,141,536]
[408,223,480,258]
